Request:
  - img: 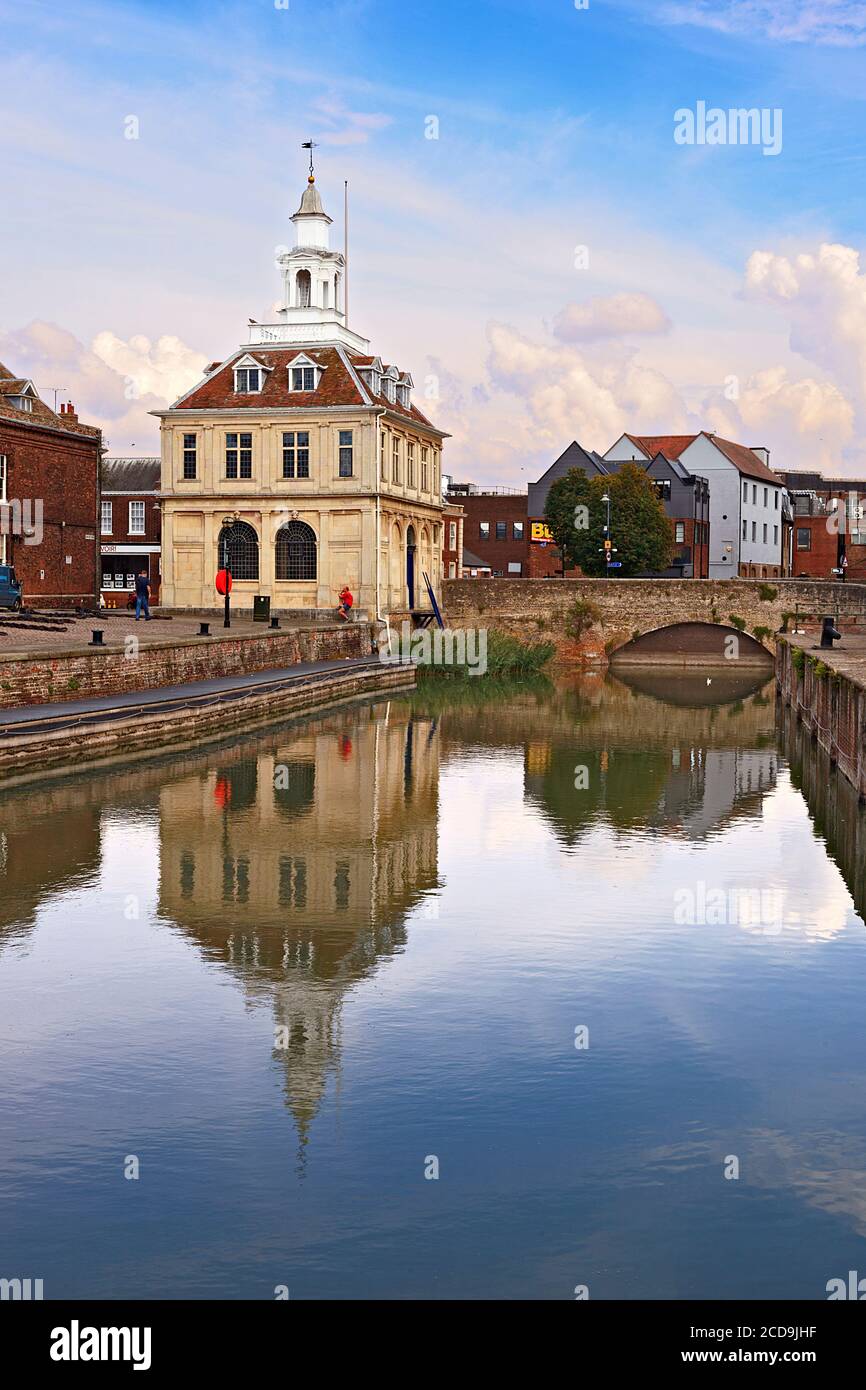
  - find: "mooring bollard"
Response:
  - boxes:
[89,629,104,646]
[199,622,210,636]
[270,616,280,629]
[820,615,842,649]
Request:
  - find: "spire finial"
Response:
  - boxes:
[301,139,317,182]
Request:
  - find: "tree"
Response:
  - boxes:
[544,468,603,574]
[545,463,673,576]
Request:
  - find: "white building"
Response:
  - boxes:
[604,432,787,579]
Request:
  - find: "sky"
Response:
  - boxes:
[2,0,866,477]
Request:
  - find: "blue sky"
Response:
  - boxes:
[2,0,866,474]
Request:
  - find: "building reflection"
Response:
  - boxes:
[423,669,778,845]
[157,703,440,1152]
[780,702,866,922]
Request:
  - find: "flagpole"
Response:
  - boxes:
[344,179,349,328]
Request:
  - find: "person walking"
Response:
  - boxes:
[134,568,152,620]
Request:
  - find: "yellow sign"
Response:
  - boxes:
[530,521,553,542]
[604,539,612,550]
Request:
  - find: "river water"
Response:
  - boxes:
[2,669,866,1300]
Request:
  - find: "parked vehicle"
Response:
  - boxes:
[0,564,22,611]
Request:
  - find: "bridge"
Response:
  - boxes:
[441,578,866,666]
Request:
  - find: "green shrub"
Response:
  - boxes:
[566,597,601,641]
[758,584,778,602]
[752,625,772,644]
[792,647,806,674]
[728,614,747,631]
[779,611,793,633]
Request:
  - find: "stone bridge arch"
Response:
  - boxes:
[609,621,773,669]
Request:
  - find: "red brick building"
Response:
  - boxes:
[0,365,101,607]
[100,458,162,607]
[445,483,528,575]
[442,499,464,579]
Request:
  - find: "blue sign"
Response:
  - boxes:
[607,561,622,568]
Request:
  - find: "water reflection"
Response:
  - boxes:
[156,707,439,1151]
[4,674,866,1298]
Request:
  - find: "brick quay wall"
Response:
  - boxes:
[0,623,372,708]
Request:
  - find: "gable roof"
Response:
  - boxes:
[166,344,444,434]
[622,433,699,461]
[709,434,779,484]
[0,361,100,439]
[528,440,610,518]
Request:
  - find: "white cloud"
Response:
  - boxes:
[702,366,854,469]
[744,243,866,453]
[0,321,205,454]
[92,331,207,405]
[553,293,671,342]
[658,0,866,46]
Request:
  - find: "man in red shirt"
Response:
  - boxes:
[337,585,354,620]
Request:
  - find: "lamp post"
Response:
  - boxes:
[601,492,612,578]
[222,513,237,628]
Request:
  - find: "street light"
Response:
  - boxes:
[222,513,238,628]
[601,493,613,578]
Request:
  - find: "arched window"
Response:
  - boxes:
[296,269,311,308]
[276,520,317,581]
[218,520,259,580]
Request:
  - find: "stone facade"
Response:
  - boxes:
[155,172,447,623]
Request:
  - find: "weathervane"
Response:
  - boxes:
[301,139,318,181]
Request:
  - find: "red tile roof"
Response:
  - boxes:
[626,431,779,484]
[171,345,443,433]
[710,435,779,484]
[0,361,100,439]
[624,433,698,460]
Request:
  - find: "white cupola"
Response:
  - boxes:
[249,160,370,352]
[277,175,345,324]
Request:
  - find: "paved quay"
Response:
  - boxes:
[0,608,346,654]
[0,655,383,730]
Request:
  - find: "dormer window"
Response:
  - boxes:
[383,378,396,404]
[235,367,262,393]
[287,354,322,392]
[12,395,33,412]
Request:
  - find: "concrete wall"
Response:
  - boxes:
[0,622,371,707]
[442,577,866,665]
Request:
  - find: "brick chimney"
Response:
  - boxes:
[60,401,79,423]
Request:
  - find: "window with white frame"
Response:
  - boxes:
[449,521,457,548]
[0,455,7,505]
[407,442,415,487]
[234,367,262,393]
[129,501,145,535]
[392,437,400,483]
[675,522,685,543]
[421,446,429,491]
[381,432,387,481]
[101,500,113,534]
[290,363,319,392]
